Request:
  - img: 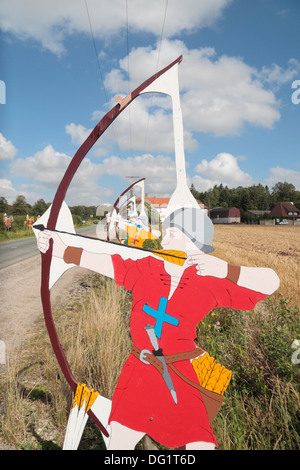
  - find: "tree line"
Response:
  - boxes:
[190,181,300,212]
[1,181,299,221]
[0,195,97,220]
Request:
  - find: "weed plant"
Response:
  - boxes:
[196,295,300,450]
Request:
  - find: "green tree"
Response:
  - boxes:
[70,205,97,220]
[248,183,270,210]
[11,195,30,215]
[206,186,220,209]
[294,190,300,209]
[189,181,300,213]
[31,198,49,217]
[0,196,9,214]
[219,184,231,207]
[271,182,296,206]
[240,188,251,211]
[143,200,160,226]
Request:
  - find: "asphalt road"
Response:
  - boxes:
[0,225,98,269]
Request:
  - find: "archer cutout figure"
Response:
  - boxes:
[37,205,280,450]
[105,178,161,248]
[111,215,161,247]
[34,55,280,450]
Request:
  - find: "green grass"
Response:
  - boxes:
[0,229,35,242]
[0,222,94,243]
[196,295,300,449]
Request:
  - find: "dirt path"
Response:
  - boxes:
[0,255,90,368]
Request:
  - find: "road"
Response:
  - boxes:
[0,225,98,362]
[0,225,98,269]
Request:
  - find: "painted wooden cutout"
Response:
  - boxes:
[33,56,280,450]
[105,178,160,247]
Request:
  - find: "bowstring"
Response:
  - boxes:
[125,0,133,159]
[143,0,169,152]
[84,0,122,160]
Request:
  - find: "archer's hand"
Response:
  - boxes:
[38,230,66,258]
[187,252,228,279]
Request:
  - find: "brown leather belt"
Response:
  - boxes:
[131,344,223,426]
[131,345,204,375]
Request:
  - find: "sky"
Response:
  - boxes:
[0,0,299,208]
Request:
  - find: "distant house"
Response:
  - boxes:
[209,207,240,224]
[247,209,273,225]
[270,202,300,224]
[247,210,271,217]
[143,197,169,221]
[141,197,208,221]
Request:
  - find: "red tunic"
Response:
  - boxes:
[109,255,267,448]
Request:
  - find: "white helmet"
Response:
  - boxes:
[162,207,214,253]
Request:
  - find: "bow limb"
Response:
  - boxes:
[47,55,183,232]
[139,58,199,217]
[33,202,77,289]
[106,177,145,241]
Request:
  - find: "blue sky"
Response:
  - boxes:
[0,0,299,207]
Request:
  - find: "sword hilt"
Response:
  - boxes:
[144,324,159,351]
[152,348,164,357]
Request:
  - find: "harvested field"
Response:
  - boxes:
[211,225,300,307]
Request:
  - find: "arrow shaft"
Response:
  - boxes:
[34,224,186,262]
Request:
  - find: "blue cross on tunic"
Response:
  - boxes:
[142,297,179,339]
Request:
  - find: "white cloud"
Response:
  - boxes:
[8,144,111,205]
[7,143,177,205]
[0,0,232,55]
[69,157,114,206]
[0,178,18,200]
[104,40,285,137]
[256,58,300,88]
[179,46,282,136]
[192,153,253,190]
[65,121,117,158]
[65,123,90,147]
[99,153,177,196]
[0,133,17,161]
[68,96,197,157]
[10,145,71,187]
[265,166,300,190]
[0,178,44,205]
[190,174,215,193]
[109,97,197,154]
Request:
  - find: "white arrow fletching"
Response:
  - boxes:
[33,201,77,289]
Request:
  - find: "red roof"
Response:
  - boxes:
[209,207,240,217]
[270,202,300,218]
[140,197,208,209]
[144,197,169,207]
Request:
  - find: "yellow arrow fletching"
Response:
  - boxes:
[192,353,232,395]
[154,250,186,266]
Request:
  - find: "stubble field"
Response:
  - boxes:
[211,224,300,307]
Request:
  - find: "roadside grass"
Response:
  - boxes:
[0,222,94,243]
[0,229,35,243]
[197,296,300,450]
[0,273,299,450]
[0,275,132,450]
